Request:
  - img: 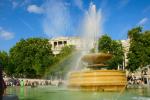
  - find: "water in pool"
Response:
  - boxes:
[6,86,150,100]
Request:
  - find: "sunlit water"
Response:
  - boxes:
[6,86,150,100]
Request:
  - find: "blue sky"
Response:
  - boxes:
[0,0,150,52]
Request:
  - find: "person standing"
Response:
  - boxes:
[20,80,24,87]
[0,60,7,99]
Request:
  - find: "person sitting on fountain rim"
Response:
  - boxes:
[0,60,7,99]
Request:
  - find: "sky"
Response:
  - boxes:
[0,0,150,52]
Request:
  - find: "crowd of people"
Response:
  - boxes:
[4,78,52,87]
[0,61,64,99]
[127,73,150,86]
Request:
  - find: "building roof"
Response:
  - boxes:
[49,36,81,41]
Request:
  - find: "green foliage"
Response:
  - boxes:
[59,45,75,57]
[128,26,142,40]
[0,51,8,69]
[1,38,76,78]
[127,27,150,72]
[98,35,112,53]
[45,45,76,78]
[108,40,124,69]
[90,48,96,53]
[9,38,54,78]
[98,35,124,69]
[0,51,15,76]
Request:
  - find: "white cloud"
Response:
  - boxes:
[74,0,84,11]
[118,0,130,9]
[10,0,31,8]
[137,18,148,26]
[43,0,72,37]
[27,5,44,14]
[64,2,71,6]
[0,27,14,40]
[12,1,18,8]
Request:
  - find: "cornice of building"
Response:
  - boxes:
[49,36,81,41]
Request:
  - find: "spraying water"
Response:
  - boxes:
[82,2,102,52]
[47,2,103,79]
[74,2,102,70]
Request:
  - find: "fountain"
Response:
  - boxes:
[67,2,127,92]
[68,53,127,91]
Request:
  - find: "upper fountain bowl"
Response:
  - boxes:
[81,53,112,64]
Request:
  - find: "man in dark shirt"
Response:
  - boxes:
[0,60,6,99]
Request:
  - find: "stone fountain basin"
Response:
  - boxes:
[68,70,127,91]
[81,53,112,64]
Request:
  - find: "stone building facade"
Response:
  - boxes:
[49,37,82,55]
[121,39,130,68]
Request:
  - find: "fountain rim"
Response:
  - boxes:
[81,53,112,64]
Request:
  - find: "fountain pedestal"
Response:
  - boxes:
[68,53,127,91]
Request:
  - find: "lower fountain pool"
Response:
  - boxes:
[6,86,150,100]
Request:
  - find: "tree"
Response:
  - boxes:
[0,51,11,75]
[128,27,142,40]
[98,35,124,69]
[127,27,150,72]
[108,40,124,69]
[9,38,54,78]
[98,35,112,53]
[59,45,75,57]
[45,45,76,78]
